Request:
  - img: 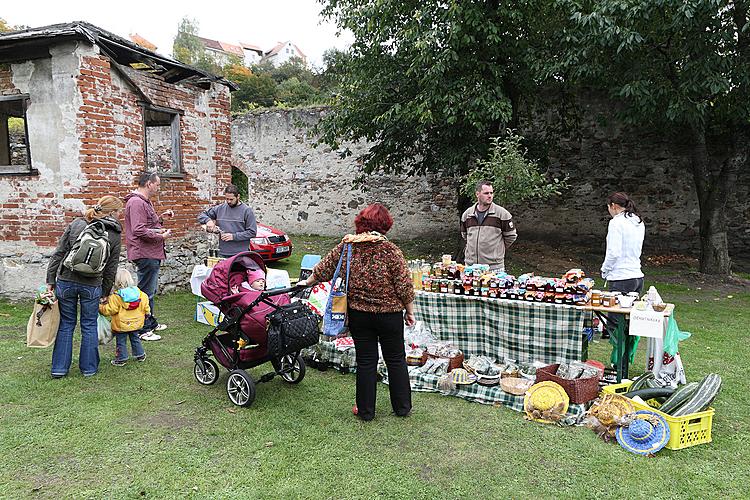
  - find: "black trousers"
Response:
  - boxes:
[606,277,645,337]
[348,309,412,420]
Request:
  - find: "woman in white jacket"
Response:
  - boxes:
[601,192,645,339]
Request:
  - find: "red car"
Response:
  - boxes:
[249,223,293,261]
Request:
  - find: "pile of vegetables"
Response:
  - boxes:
[624,372,721,416]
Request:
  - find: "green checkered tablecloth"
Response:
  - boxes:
[301,337,357,373]
[414,291,586,364]
[301,338,587,421]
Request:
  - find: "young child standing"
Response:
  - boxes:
[99,269,150,366]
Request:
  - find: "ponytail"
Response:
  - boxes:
[85,195,123,222]
[608,192,642,223]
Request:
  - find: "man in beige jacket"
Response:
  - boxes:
[460,181,518,272]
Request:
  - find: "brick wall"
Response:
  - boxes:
[0,42,233,298]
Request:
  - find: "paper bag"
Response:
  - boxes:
[26,302,60,348]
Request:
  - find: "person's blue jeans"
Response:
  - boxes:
[134,258,161,331]
[114,331,145,361]
[51,279,101,377]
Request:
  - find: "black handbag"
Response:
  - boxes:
[266,302,320,358]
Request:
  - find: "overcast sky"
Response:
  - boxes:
[3,0,352,68]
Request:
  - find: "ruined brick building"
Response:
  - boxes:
[0,22,236,296]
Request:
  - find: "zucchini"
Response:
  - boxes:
[645,378,662,389]
[659,382,699,415]
[629,371,655,392]
[624,387,675,400]
[672,374,722,416]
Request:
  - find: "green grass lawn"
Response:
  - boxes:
[1,240,748,498]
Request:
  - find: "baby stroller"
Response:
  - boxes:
[194,251,319,407]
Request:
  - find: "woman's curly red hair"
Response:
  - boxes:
[354,203,393,234]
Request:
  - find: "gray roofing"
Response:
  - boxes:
[0,21,238,90]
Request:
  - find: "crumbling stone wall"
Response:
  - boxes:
[231,108,457,239]
[231,105,750,262]
[0,41,232,298]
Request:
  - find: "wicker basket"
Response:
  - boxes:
[426,352,464,372]
[535,363,600,404]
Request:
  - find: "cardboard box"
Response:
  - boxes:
[196,301,224,327]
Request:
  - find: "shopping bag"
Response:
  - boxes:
[664,314,691,356]
[98,314,113,345]
[26,302,60,348]
[323,243,352,337]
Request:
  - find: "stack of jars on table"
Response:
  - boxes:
[419,265,596,306]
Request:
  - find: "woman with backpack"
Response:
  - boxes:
[46,195,123,378]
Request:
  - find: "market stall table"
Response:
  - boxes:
[583,303,675,383]
[413,291,586,365]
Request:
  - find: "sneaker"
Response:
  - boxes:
[154,324,168,332]
[111,359,127,367]
[140,332,162,341]
[135,354,146,362]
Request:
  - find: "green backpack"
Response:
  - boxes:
[63,220,110,277]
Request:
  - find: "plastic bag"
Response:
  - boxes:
[403,321,436,347]
[97,314,113,345]
[664,314,691,356]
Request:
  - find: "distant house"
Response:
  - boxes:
[196,35,244,66]
[262,41,307,67]
[240,42,264,66]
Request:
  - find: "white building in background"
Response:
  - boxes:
[195,35,307,68]
[196,35,245,66]
[262,41,307,67]
[240,42,264,66]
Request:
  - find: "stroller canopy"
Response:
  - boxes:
[201,251,266,304]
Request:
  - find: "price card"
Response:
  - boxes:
[629,308,665,338]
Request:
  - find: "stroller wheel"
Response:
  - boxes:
[279,354,306,384]
[194,359,219,386]
[226,369,256,407]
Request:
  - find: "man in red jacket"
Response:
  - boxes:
[124,172,174,341]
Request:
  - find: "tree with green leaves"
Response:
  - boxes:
[463,131,567,206]
[552,0,749,274]
[317,1,563,206]
[172,17,223,75]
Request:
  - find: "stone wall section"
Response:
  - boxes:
[231,109,457,239]
[231,105,750,261]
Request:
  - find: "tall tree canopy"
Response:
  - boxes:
[319,0,749,274]
[553,0,749,274]
[317,0,554,182]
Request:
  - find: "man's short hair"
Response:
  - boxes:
[475,180,493,193]
[138,171,159,187]
[224,185,240,196]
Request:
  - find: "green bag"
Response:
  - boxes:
[664,314,691,356]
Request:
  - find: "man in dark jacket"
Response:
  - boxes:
[124,172,174,341]
[197,185,257,258]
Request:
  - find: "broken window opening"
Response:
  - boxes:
[144,106,182,175]
[0,95,32,175]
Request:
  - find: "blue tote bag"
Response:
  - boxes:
[323,243,352,337]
